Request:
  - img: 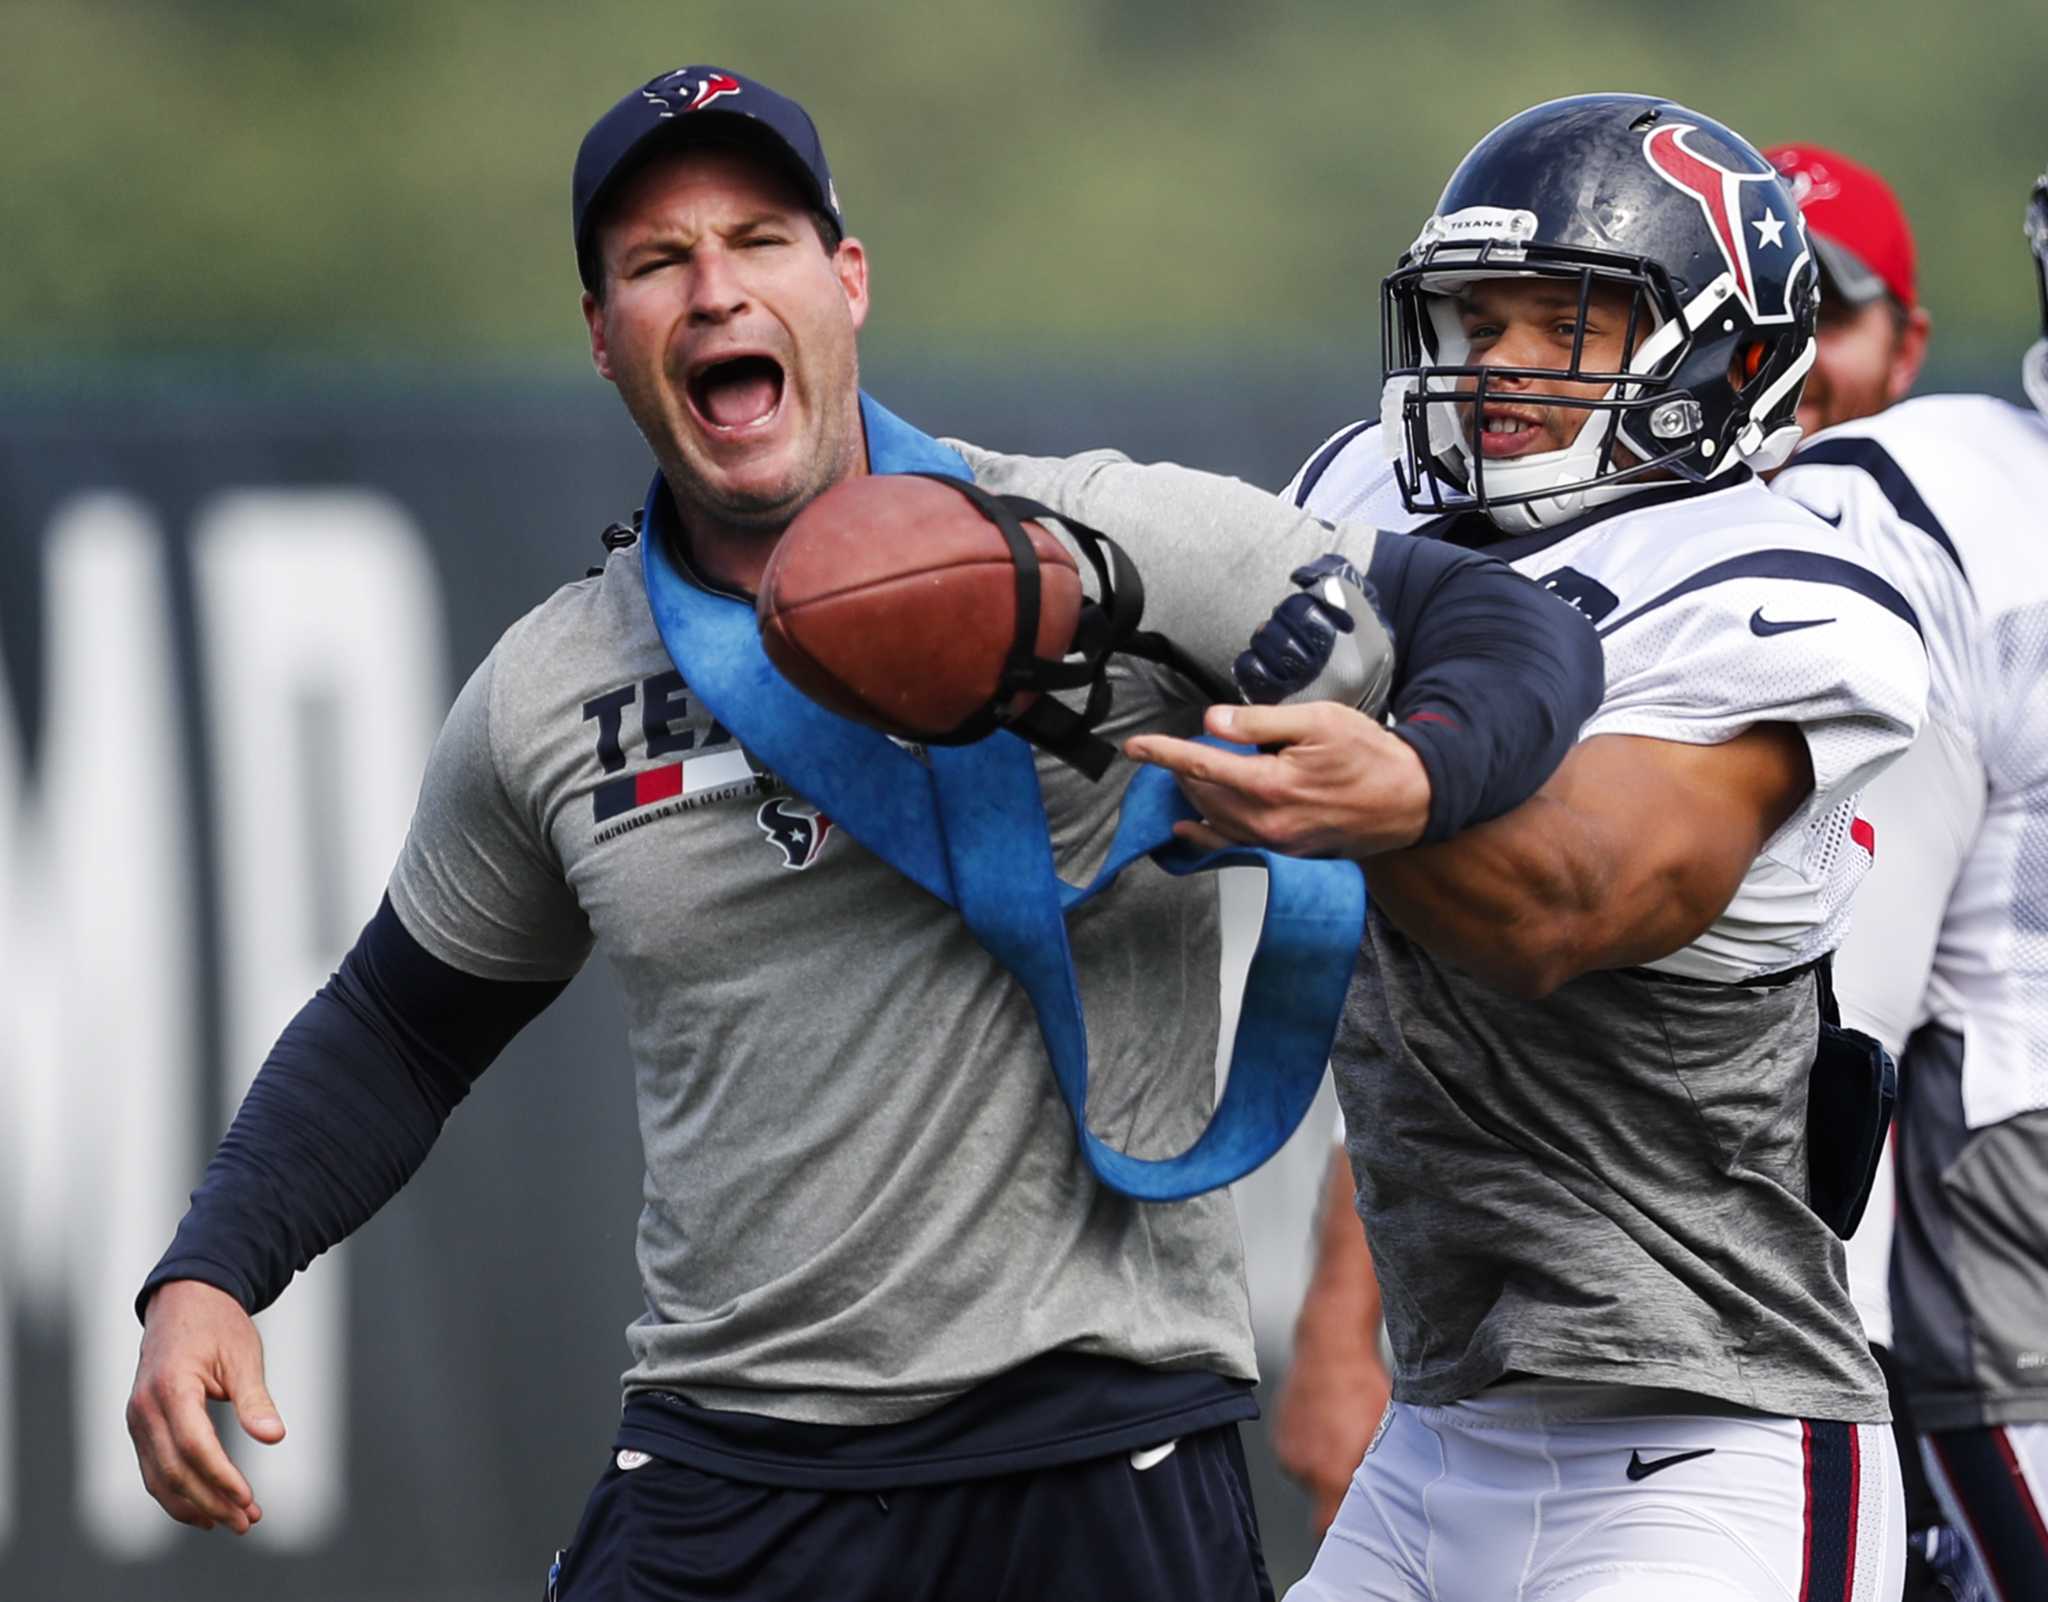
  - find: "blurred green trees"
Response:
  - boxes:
[5,0,2040,371]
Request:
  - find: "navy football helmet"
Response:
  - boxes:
[2023,167,2048,416]
[1382,94,1820,532]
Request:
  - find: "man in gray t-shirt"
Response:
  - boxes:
[122,67,1602,1602]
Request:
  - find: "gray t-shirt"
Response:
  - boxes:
[388,446,1383,1425]
[1342,934,1888,1422]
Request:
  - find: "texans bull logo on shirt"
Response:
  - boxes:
[755,799,833,869]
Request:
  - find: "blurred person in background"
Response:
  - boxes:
[1769,145,1931,440]
[1772,156,2048,1602]
[1766,140,1969,1601]
[118,63,1602,1602]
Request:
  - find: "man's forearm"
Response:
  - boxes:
[139,897,566,1319]
[1273,1143,1390,1533]
[1292,1146,1383,1363]
[944,444,1605,843]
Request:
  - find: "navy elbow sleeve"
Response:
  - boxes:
[137,897,567,1321]
[1367,536,1603,842]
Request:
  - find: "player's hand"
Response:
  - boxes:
[1271,1346,1391,1538]
[1234,555,1395,716]
[127,1279,285,1534]
[1125,702,1431,859]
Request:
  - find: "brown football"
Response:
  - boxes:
[757,474,1083,741]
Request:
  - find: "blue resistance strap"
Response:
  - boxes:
[639,393,1366,1200]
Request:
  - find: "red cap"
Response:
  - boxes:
[1764,144,1917,308]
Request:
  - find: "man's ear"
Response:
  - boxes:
[1888,305,1932,405]
[834,236,870,333]
[583,290,615,382]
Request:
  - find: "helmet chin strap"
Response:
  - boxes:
[1462,396,1654,533]
[2025,339,2048,419]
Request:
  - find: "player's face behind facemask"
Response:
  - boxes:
[1448,275,1651,472]
[1385,261,1686,535]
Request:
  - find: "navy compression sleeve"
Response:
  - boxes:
[136,896,568,1320]
[1364,534,1602,843]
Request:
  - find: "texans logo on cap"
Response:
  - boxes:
[1643,124,1803,323]
[641,70,744,120]
[686,73,742,113]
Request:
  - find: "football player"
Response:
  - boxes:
[1769,166,2048,1602]
[1103,94,1929,1598]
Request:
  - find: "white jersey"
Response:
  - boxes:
[1293,421,1929,984]
[1776,394,2048,1132]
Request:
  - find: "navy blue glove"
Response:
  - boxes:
[1234,555,1396,713]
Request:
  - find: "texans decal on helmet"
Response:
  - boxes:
[1642,124,1806,323]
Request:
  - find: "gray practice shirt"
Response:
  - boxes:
[387,445,1408,1425]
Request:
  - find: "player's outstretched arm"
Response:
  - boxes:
[127,1281,283,1533]
[1271,1143,1388,1538]
[1364,725,1813,998]
[1126,534,1605,858]
[1149,723,1810,997]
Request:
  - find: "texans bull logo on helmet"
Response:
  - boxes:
[1643,124,1807,325]
[756,798,833,870]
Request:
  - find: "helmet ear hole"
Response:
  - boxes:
[1738,338,1768,386]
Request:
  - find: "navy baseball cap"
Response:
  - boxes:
[573,66,844,291]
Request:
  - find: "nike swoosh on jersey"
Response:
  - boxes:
[1749,609,1836,636]
[1626,1446,1716,1481]
[1129,1440,1180,1471]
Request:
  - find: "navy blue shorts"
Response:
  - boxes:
[544,1422,1275,1602]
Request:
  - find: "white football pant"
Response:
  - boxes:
[1286,1380,1904,1602]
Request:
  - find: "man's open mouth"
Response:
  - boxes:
[686,355,786,432]
[1472,405,1550,458]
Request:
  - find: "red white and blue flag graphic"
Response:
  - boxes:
[592,748,754,823]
